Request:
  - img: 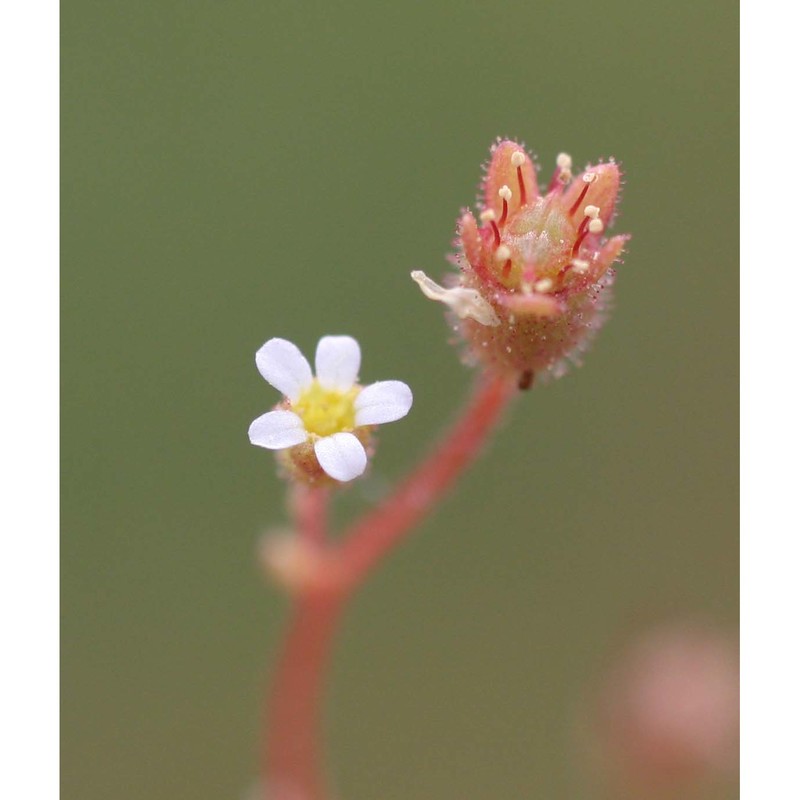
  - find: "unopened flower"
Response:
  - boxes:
[258,532,345,593]
[413,139,630,386]
[592,624,739,793]
[248,336,413,483]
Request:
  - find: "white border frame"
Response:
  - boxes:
[741,1,799,796]
[1,2,60,797]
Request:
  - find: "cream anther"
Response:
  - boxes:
[479,209,496,222]
[588,218,604,234]
[511,151,526,168]
[534,278,553,292]
[582,172,597,184]
[556,152,573,183]
[571,259,590,273]
[584,205,600,219]
[494,245,512,262]
[498,185,513,201]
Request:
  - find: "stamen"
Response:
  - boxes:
[410,270,500,326]
[511,150,527,206]
[495,244,511,263]
[569,198,602,259]
[481,210,501,247]
[495,244,512,277]
[589,218,604,234]
[568,172,596,217]
[557,152,573,180]
[572,228,590,256]
[534,278,553,293]
[498,185,512,226]
[548,152,573,192]
[581,205,604,236]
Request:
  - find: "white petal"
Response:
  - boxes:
[315,335,361,391]
[248,410,308,449]
[313,433,367,482]
[255,338,313,402]
[354,381,413,426]
[410,270,500,326]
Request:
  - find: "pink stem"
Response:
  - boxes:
[263,591,346,800]
[338,371,517,586]
[291,485,330,544]
[263,370,517,799]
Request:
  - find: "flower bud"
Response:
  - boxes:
[590,624,739,795]
[258,531,345,593]
[413,140,630,385]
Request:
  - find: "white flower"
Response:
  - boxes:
[248,336,413,482]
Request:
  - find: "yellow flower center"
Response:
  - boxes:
[292,380,360,438]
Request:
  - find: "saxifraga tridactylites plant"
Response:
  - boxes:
[247,138,630,800]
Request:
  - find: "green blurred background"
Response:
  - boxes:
[62,1,737,798]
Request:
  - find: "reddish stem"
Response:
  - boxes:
[263,591,346,800]
[291,485,330,544]
[263,370,518,799]
[338,370,517,585]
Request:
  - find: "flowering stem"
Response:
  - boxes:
[263,590,346,800]
[291,484,330,544]
[263,370,517,799]
[338,370,518,586]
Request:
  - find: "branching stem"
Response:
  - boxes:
[263,371,517,799]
